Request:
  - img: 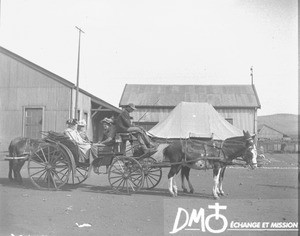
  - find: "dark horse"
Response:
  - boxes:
[162,131,257,199]
[8,137,42,184]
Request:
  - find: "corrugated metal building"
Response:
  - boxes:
[119,84,261,134]
[0,46,121,152]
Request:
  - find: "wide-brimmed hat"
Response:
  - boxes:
[78,119,87,126]
[126,103,137,110]
[66,118,78,126]
[101,117,114,124]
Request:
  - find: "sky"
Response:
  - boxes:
[0,0,298,116]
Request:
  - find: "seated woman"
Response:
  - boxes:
[77,119,90,142]
[64,119,97,166]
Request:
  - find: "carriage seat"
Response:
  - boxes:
[44,131,81,164]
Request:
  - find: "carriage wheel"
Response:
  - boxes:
[139,157,162,189]
[66,164,89,185]
[28,143,71,190]
[108,156,144,194]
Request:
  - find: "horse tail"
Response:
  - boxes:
[162,145,170,160]
[8,139,15,157]
[8,137,25,157]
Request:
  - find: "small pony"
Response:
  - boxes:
[8,137,42,184]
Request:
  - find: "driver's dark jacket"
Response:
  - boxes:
[116,109,132,133]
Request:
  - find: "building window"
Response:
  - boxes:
[225,118,233,125]
[84,112,88,127]
[24,107,44,139]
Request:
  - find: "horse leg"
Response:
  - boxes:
[185,167,194,194]
[172,175,178,197]
[212,166,221,199]
[181,166,188,193]
[181,166,194,193]
[14,160,25,184]
[218,166,226,196]
[8,160,14,181]
[168,165,181,197]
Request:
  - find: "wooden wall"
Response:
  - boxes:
[216,108,257,134]
[0,52,71,151]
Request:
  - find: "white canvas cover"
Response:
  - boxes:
[148,102,243,140]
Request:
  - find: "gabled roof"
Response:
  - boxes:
[0,46,121,113]
[258,124,288,137]
[119,84,261,108]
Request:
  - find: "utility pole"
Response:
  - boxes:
[74,26,85,119]
[250,66,253,85]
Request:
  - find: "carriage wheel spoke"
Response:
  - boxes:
[30,168,46,178]
[55,169,69,181]
[30,158,47,167]
[52,170,65,183]
[147,172,161,177]
[50,152,63,164]
[128,173,140,182]
[50,172,58,189]
[29,166,45,169]
[115,178,125,190]
[146,175,156,186]
[32,153,47,165]
[47,172,51,188]
[128,179,135,191]
[131,175,142,187]
[110,177,123,186]
[55,166,69,173]
[40,147,48,162]
[34,170,47,183]
[147,174,160,182]
[114,163,125,173]
[122,179,126,191]
[110,169,124,175]
[148,168,161,174]
[126,179,129,193]
[145,178,150,188]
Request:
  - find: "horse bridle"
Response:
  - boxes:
[241,144,257,168]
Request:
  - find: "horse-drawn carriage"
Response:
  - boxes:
[6,130,257,199]
[6,131,162,193]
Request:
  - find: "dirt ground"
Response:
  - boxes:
[0,153,298,236]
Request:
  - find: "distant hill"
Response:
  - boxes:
[258,114,298,138]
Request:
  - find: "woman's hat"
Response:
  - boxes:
[78,119,87,126]
[66,118,78,125]
[101,117,113,124]
[126,103,137,110]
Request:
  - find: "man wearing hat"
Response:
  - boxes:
[116,103,156,154]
